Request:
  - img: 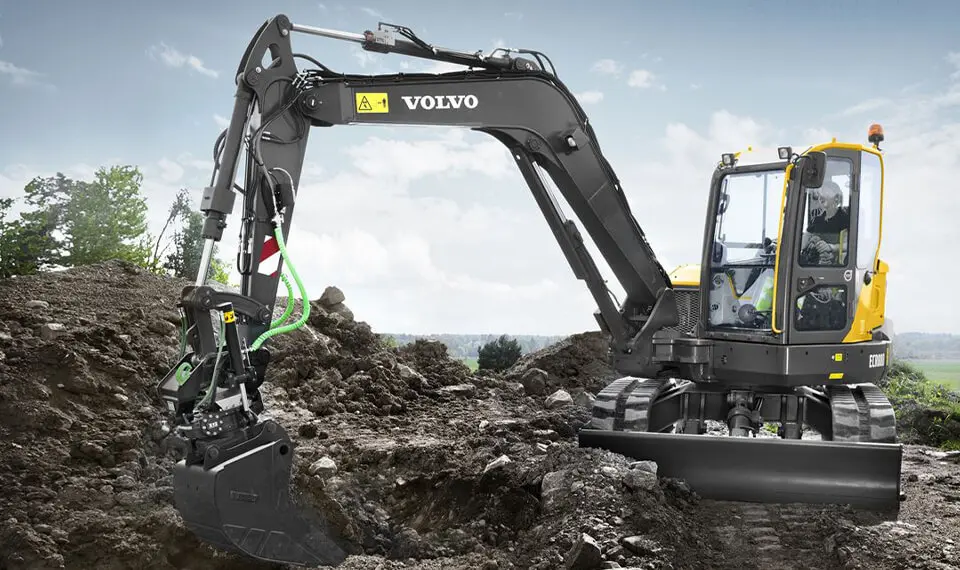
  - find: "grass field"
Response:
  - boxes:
[905,359,960,392]
[461,357,479,372]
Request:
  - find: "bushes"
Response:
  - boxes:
[881,359,960,450]
[477,335,522,372]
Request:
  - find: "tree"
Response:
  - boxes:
[161,188,230,285]
[477,334,523,372]
[0,173,73,278]
[60,165,152,267]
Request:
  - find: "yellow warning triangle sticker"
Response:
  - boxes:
[358,96,373,111]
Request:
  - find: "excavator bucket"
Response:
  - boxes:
[578,429,903,511]
[172,420,352,567]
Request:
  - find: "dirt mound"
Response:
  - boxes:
[2,260,959,570]
[504,331,618,397]
[0,261,255,569]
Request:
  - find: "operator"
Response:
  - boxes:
[802,180,849,265]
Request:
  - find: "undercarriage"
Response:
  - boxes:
[579,377,902,509]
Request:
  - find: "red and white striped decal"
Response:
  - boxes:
[257,234,281,277]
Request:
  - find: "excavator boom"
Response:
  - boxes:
[157,14,678,566]
[156,14,902,567]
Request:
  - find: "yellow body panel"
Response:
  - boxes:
[668,264,701,288]
[843,259,889,342]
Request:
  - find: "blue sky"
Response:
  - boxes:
[1,1,959,335]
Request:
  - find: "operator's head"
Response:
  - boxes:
[816,180,843,216]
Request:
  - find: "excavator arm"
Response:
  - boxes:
[155,14,680,567]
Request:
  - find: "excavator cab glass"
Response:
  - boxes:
[706,166,785,332]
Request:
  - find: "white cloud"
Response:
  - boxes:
[627,69,655,89]
[157,158,185,184]
[504,11,523,20]
[947,51,960,79]
[213,114,230,129]
[350,46,378,68]
[591,59,622,76]
[147,43,218,78]
[839,97,892,117]
[0,60,47,87]
[575,90,604,104]
[359,6,383,19]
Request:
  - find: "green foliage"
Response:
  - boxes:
[0,173,71,278]
[60,166,152,267]
[208,257,230,285]
[158,188,230,284]
[0,167,232,283]
[880,359,960,450]
[380,334,399,349]
[477,334,523,372]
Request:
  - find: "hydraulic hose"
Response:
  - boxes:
[272,273,295,329]
[251,224,310,351]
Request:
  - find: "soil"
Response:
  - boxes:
[1,259,958,570]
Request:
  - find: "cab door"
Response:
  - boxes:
[786,147,861,344]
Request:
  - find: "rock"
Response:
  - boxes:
[623,469,657,492]
[308,456,338,476]
[329,302,354,321]
[39,323,67,340]
[565,533,603,569]
[541,470,569,509]
[628,460,658,475]
[484,455,511,474]
[521,368,548,396]
[621,535,660,556]
[439,383,476,396]
[545,389,573,409]
[147,319,176,335]
[25,300,50,310]
[601,466,619,479]
[574,390,596,409]
[319,286,346,307]
[398,363,423,381]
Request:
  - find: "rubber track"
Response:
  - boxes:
[826,384,897,443]
[589,376,670,431]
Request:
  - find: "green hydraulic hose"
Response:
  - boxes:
[251,225,309,351]
[272,273,295,329]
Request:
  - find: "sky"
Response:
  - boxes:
[1,0,959,336]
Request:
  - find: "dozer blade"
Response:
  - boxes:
[172,419,351,567]
[578,429,903,510]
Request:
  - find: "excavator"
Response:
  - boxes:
[155,13,900,567]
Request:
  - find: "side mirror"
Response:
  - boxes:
[801,151,827,188]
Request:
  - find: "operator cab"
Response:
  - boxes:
[698,127,887,346]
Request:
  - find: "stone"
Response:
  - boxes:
[521,368,548,396]
[319,286,346,307]
[484,455,511,474]
[308,456,337,476]
[565,533,602,569]
[545,389,573,409]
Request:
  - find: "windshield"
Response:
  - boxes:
[713,169,784,265]
[707,167,785,332]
